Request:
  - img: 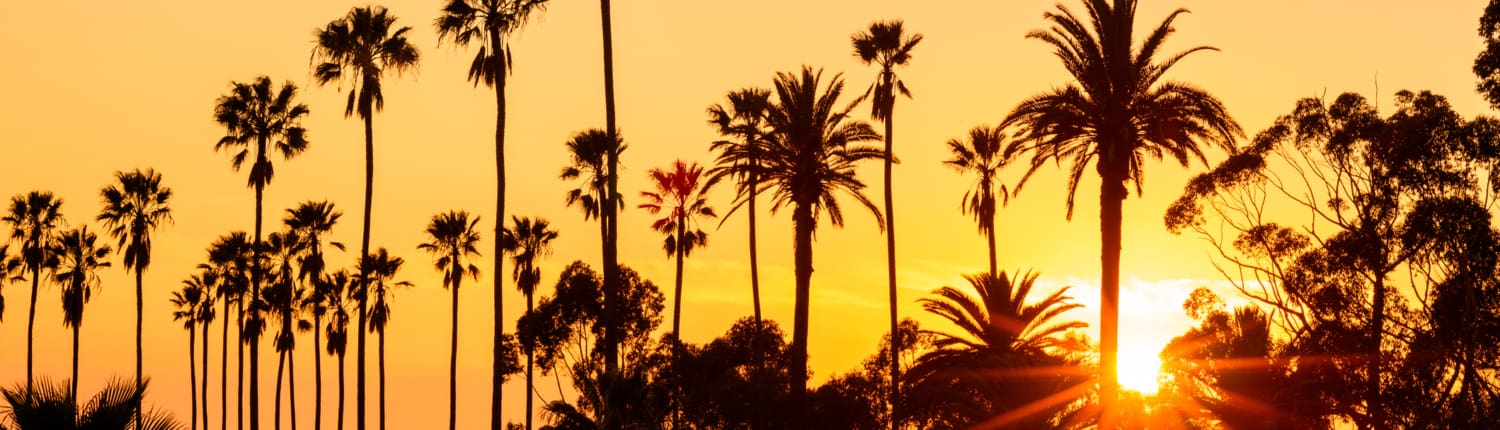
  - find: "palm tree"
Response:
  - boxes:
[286,201,342,430]
[4,191,65,393]
[433,2,547,424]
[998,0,1242,420]
[203,231,252,430]
[263,230,305,430]
[560,128,626,267]
[193,273,218,430]
[500,216,557,430]
[706,87,772,324]
[174,281,207,430]
[52,226,112,410]
[322,270,353,430]
[97,168,174,428]
[311,10,419,428]
[852,22,922,427]
[356,248,409,430]
[759,67,884,416]
[638,160,716,340]
[594,0,622,378]
[418,211,482,430]
[213,76,310,430]
[944,126,1015,275]
[0,378,183,430]
[906,271,1088,427]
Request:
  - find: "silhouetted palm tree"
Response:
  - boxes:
[434,2,547,424]
[418,211,482,430]
[0,378,183,430]
[852,22,922,426]
[174,281,207,430]
[52,226,112,410]
[560,129,626,272]
[97,167,173,428]
[213,76,309,429]
[286,201,342,430]
[195,274,217,430]
[638,160,716,340]
[707,87,772,324]
[356,248,409,430]
[203,231,252,430]
[944,126,1015,275]
[759,67,883,417]
[594,0,623,378]
[4,191,64,393]
[322,270,352,430]
[999,0,1241,419]
[263,230,305,430]
[906,271,1088,428]
[311,10,419,428]
[500,215,557,430]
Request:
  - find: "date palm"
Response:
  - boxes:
[4,191,64,393]
[52,226,112,410]
[500,215,556,430]
[322,270,352,430]
[434,2,546,423]
[287,201,343,430]
[944,126,1016,275]
[638,160,716,340]
[312,10,419,427]
[356,248,409,430]
[203,231,252,430]
[999,0,1241,421]
[173,280,207,430]
[706,87,772,324]
[418,211,482,430]
[213,76,309,429]
[759,67,883,417]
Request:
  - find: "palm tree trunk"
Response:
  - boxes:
[315,315,323,430]
[136,266,146,429]
[224,299,231,430]
[673,221,685,338]
[599,0,620,376]
[749,173,761,323]
[378,329,387,430]
[449,277,459,430]
[72,322,80,412]
[204,316,212,430]
[986,212,997,275]
[525,293,534,430]
[192,326,200,430]
[1098,170,1126,429]
[26,267,38,393]
[291,340,299,430]
[337,350,346,430]
[239,302,246,430]
[490,29,509,430]
[253,179,265,430]
[882,101,900,430]
[357,113,374,430]
[789,202,815,425]
[276,350,285,430]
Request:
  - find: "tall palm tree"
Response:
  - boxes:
[97,167,174,427]
[213,76,310,430]
[323,270,353,430]
[357,248,409,430]
[52,226,112,410]
[852,22,922,427]
[4,191,65,393]
[560,128,626,267]
[433,2,547,424]
[906,271,1088,427]
[706,87,772,324]
[195,273,218,430]
[204,231,253,430]
[286,201,342,430]
[263,230,305,430]
[638,160,716,340]
[595,0,622,377]
[944,126,1015,275]
[500,215,557,430]
[999,0,1241,420]
[174,281,207,430]
[759,67,884,416]
[418,211,482,430]
[312,10,419,428]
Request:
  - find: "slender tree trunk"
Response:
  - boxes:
[239,302,246,430]
[378,329,386,430]
[748,173,761,323]
[137,266,146,428]
[599,0,620,376]
[337,350,346,430]
[253,179,265,430]
[986,212,997,275]
[315,315,323,430]
[291,339,299,430]
[224,299,231,430]
[525,293,534,430]
[1367,246,1386,429]
[1098,168,1126,429]
[882,100,900,430]
[276,350,285,430]
[26,267,38,393]
[789,203,815,425]
[673,220,685,338]
[204,316,212,430]
[72,321,80,412]
[450,277,459,430]
[357,114,374,430]
[490,29,510,430]
[192,326,200,430]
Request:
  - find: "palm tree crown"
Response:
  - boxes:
[97,169,173,274]
[434,0,548,87]
[212,77,311,189]
[560,129,627,222]
[419,211,483,291]
[54,227,112,331]
[501,216,558,299]
[639,160,717,258]
[852,19,922,123]
[944,125,1017,275]
[312,5,421,120]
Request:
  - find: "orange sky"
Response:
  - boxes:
[0,0,1492,427]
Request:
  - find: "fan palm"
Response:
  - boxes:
[202,232,252,430]
[286,201,342,430]
[322,271,352,430]
[4,191,65,392]
[706,87,772,324]
[356,248,409,430]
[638,160,716,340]
[97,168,173,427]
[998,0,1241,419]
[262,230,305,430]
[311,9,419,428]
[594,0,623,377]
[758,67,884,416]
[52,226,112,410]
[0,377,184,430]
[418,211,482,430]
[173,281,207,430]
[434,2,547,423]
[944,126,1016,275]
[560,129,626,246]
[500,216,557,430]
[213,75,309,428]
[185,272,217,430]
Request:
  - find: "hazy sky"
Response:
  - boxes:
[0,0,1492,427]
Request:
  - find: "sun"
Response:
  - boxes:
[1117,345,1164,395]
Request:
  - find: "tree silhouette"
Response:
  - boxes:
[0,245,22,324]
[322,270,353,430]
[500,216,557,430]
[4,191,64,393]
[999,0,1241,421]
[97,167,173,428]
[638,160,716,341]
[418,211,482,430]
[758,66,884,419]
[213,76,309,430]
[0,378,183,430]
[174,279,207,430]
[286,201,343,430]
[357,248,409,430]
[202,231,252,430]
[944,126,1016,275]
[52,226,112,412]
[707,87,772,325]
[594,0,623,379]
[261,229,307,430]
[311,8,419,429]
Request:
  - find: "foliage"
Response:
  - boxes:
[0,378,183,430]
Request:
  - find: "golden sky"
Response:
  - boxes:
[0,0,1492,427]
